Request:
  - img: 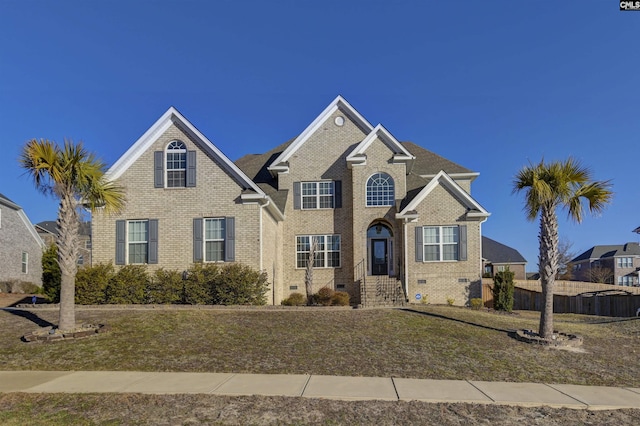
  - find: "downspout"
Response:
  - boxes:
[259,201,264,271]
[479,217,488,299]
[403,219,409,298]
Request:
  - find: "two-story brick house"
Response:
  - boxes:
[92,96,490,305]
[571,243,640,286]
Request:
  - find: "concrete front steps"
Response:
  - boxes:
[360,276,407,307]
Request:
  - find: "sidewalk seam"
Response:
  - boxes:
[466,380,495,403]
[625,387,640,396]
[545,384,589,407]
[390,377,400,401]
[208,373,236,393]
[300,375,312,397]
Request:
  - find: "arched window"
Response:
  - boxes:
[366,172,394,206]
[166,141,186,187]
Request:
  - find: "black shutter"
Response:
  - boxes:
[115,220,126,265]
[186,150,196,187]
[293,182,301,210]
[148,219,158,264]
[458,225,468,261]
[415,226,423,262]
[225,217,235,262]
[334,180,342,208]
[193,218,203,262]
[154,151,164,188]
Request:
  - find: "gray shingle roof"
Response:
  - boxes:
[401,142,472,176]
[571,243,640,262]
[235,138,476,215]
[234,139,294,212]
[36,220,91,236]
[482,236,527,263]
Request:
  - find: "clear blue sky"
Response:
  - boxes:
[1,1,638,271]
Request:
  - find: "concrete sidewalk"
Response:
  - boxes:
[1,371,639,410]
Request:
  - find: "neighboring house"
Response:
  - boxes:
[92,96,490,305]
[35,221,92,267]
[571,243,640,286]
[0,193,44,286]
[482,236,527,280]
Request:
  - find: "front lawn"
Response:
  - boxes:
[1,305,638,387]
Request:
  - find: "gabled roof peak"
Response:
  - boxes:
[267,95,374,175]
[346,123,415,167]
[397,170,490,220]
[105,106,264,195]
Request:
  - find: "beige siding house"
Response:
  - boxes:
[92,96,490,306]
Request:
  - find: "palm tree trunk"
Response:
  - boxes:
[57,191,79,332]
[305,238,318,305]
[538,204,559,339]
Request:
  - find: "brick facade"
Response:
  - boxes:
[92,97,490,306]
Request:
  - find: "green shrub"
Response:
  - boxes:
[105,265,148,304]
[182,263,219,304]
[492,267,515,312]
[470,298,483,310]
[42,244,61,302]
[211,263,269,305]
[147,269,183,304]
[281,292,306,306]
[75,263,114,304]
[331,291,350,306]
[314,287,334,306]
[446,297,455,306]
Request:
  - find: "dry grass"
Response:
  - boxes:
[1,393,640,426]
[1,305,639,386]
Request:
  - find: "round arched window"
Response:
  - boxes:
[366,172,394,206]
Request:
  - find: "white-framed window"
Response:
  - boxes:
[296,235,341,268]
[166,140,187,187]
[301,181,334,209]
[423,226,459,261]
[204,218,226,262]
[618,276,635,286]
[366,172,394,206]
[85,239,92,250]
[21,252,28,273]
[497,265,506,272]
[77,255,84,265]
[617,257,633,268]
[128,220,149,264]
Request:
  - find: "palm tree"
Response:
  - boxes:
[513,158,612,339]
[20,139,125,332]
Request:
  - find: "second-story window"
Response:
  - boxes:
[166,141,187,187]
[617,257,633,268]
[366,172,394,206]
[302,182,334,209]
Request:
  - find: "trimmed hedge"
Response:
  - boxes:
[74,262,269,306]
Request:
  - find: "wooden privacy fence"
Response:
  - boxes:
[513,288,640,317]
[482,279,640,317]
